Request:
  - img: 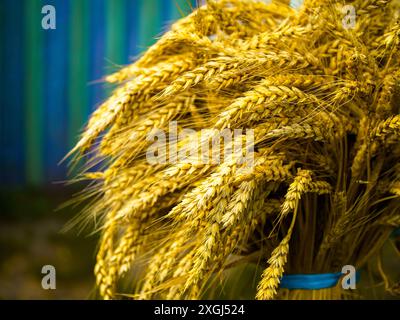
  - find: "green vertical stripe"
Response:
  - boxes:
[105,0,127,66]
[169,0,195,21]
[138,0,162,50]
[24,0,44,185]
[105,0,127,94]
[69,0,90,148]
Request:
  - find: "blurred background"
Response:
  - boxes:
[0,0,398,300]
[0,0,197,299]
[1,0,198,186]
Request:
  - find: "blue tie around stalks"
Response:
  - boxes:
[280,272,360,290]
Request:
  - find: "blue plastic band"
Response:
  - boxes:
[280,272,360,290]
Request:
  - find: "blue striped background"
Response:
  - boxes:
[0,0,196,186]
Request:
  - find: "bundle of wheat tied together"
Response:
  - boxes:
[69,0,400,300]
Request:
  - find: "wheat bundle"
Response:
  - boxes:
[69,0,400,299]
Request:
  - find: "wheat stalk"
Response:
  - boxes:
[68,0,400,300]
